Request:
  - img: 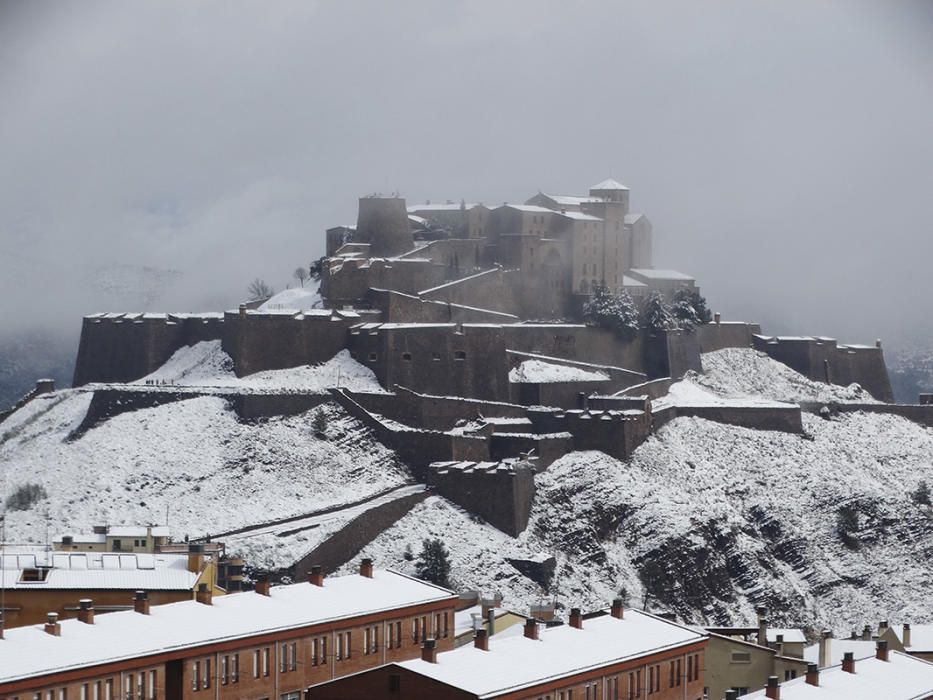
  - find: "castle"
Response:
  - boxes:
[67,180,907,537]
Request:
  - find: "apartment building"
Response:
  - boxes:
[0,561,457,700]
[310,601,707,700]
[743,641,933,700]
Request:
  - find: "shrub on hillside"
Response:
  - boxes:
[913,480,931,507]
[836,505,860,550]
[5,483,48,511]
[582,285,638,340]
[415,538,452,588]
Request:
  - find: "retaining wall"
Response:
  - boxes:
[0,379,55,426]
[800,402,933,428]
[428,462,536,536]
[696,322,761,353]
[291,489,430,576]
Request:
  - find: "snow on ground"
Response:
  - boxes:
[509,360,608,384]
[0,395,410,569]
[258,283,322,311]
[135,341,386,394]
[697,348,879,404]
[652,378,793,410]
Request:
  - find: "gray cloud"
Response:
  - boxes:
[1,0,931,346]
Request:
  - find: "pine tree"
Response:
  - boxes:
[582,285,638,340]
[913,480,931,507]
[641,291,675,333]
[671,289,700,330]
[312,408,328,436]
[415,538,452,588]
[691,291,713,323]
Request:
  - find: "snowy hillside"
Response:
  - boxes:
[134,341,386,394]
[1,346,932,636]
[0,393,409,568]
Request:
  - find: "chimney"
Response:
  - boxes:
[134,590,150,615]
[309,565,325,587]
[569,608,583,629]
[196,583,212,606]
[805,663,819,686]
[77,599,95,624]
[238,303,247,318]
[758,617,769,648]
[818,630,832,668]
[524,618,539,640]
[359,558,374,579]
[861,624,872,641]
[473,628,489,651]
[876,640,889,662]
[714,312,721,324]
[904,623,912,648]
[842,652,855,673]
[486,607,495,637]
[187,544,204,574]
[879,620,889,634]
[610,598,624,619]
[765,676,780,700]
[421,639,437,663]
[44,612,61,636]
[255,574,271,596]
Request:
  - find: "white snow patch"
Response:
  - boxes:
[258,283,322,311]
[509,360,608,384]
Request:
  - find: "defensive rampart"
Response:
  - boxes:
[0,379,55,426]
[696,321,762,353]
[366,288,519,324]
[73,313,223,386]
[753,335,894,402]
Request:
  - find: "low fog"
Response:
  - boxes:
[1,1,931,350]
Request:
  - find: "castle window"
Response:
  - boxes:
[432,352,441,361]
[402,352,412,361]
[368,352,377,362]
[454,351,466,361]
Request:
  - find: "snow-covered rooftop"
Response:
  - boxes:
[257,285,323,312]
[558,210,602,222]
[590,178,629,191]
[540,193,600,207]
[803,639,878,666]
[0,569,455,684]
[499,204,557,214]
[407,203,486,212]
[628,268,695,281]
[0,552,199,591]
[396,609,703,697]
[745,651,933,699]
[906,624,933,652]
[766,628,807,644]
[509,360,608,384]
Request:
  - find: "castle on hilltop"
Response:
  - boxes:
[322,179,694,319]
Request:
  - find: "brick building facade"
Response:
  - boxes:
[0,563,456,700]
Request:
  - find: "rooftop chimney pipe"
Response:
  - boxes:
[569,608,583,629]
[473,628,489,651]
[78,599,94,624]
[255,575,271,596]
[360,558,374,579]
[805,663,819,686]
[765,676,781,700]
[309,565,324,587]
[134,590,150,615]
[421,639,437,663]
[861,625,872,641]
[196,583,212,606]
[876,640,889,662]
[842,652,855,673]
[524,618,539,640]
[904,623,912,648]
[818,630,832,669]
[758,616,769,648]
[610,598,624,619]
[44,612,61,636]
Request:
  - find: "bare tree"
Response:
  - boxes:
[293,267,309,287]
[247,278,274,301]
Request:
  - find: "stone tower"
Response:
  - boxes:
[355,196,413,258]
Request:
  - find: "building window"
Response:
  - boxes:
[253,650,260,678]
[263,647,270,676]
[191,662,199,692]
[432,352,441,361]
[280,643,288,673]
[402,352,412,361]
[231,654,239,683]
[290,642,297,671]
[454,351,466,361]
[203,658,211,689]
[730,651,752,664]
[368,352,377,362]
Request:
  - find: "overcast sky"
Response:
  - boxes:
[1,0,931,346]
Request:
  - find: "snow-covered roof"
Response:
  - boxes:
[0,569,455,684]
[590,178,629,191]
[745,651,933,699]
[622,275,647,287]
[803,639,878,666]
[396,609,704,697]
[0,552,199,591]
[509,360,608,384]
[624,213,646,224]
[905,624,933,652]
[628,268,695,281]
[407,203,485,212]
[652,379,794,410]
[258,285,323,312]
[56,526,170,541]
[540,193,600,207]
[498,204,557,214]
[558,210,602,222]
[766,628,807,644]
